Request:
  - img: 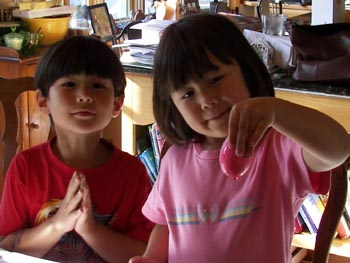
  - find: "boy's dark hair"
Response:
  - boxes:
[35,36,126,97]
[153,14,274,144]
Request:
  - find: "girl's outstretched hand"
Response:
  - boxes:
[228,97,275,157]
[51,171,83,234]
[129,256,161,263]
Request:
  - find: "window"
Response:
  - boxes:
[105,0,130,18]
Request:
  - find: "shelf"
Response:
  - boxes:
[292,233,350,258]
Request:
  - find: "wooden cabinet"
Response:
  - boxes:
[121,70,155,154]
[0,46,45,150]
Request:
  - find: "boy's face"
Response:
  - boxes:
[170,55,250,147]
[36,74,123,135]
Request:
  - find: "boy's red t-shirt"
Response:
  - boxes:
[0,138,154,262]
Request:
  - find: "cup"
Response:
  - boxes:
[261,14,286,36]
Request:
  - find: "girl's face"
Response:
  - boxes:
[170,55,250,149]
[37,74,123,136]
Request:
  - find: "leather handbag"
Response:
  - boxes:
[290,23,350,84]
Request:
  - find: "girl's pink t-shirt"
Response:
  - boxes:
[143,129,330,263]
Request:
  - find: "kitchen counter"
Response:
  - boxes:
[121,65,350,154]
[272,73,350,98]
[123,65,350,98]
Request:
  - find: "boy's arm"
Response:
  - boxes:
[0,171,84,258]
[0,217,71,257]
[129,224,169,263]
[74,173,151,263]
[77,220,148,263]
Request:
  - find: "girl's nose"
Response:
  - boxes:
[200,89,218,110]
[76,87,93,103]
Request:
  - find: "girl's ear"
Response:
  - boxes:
[36,89,50,114]
[112,94,125,118]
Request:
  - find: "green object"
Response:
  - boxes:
[3,27,24,51]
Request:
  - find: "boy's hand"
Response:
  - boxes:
[74,172,96,235]
[51,171,83,233]
[129,256,161,263]
[228,97,275,157]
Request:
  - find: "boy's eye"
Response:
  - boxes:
[92,83,106,89]
[62,81,76,88]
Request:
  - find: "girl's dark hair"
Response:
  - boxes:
[35,36,126,97]
[153,14,274,144]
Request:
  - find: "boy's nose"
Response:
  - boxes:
[76,87,93,103]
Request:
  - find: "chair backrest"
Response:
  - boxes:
[313,157,349,263]
[0,77,51,197]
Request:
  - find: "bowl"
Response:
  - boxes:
[22,15,71,46]
[3,31,24,50]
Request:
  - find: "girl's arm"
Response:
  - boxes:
[229,97,350,172]
[129,224,169,263]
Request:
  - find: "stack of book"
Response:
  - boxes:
[296,173,350,240]
[136,123,166,185]
[117,39,157,68]
[115,19,176,68]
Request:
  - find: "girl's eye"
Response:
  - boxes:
[208,75,223,85]
[182,90,194,99]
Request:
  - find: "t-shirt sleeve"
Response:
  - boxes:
[118,159,155,244]
[142,175,168,225]
[141,149,172,226]
[0,154,29,236]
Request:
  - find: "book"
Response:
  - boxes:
[336,214,350,239]
[149,124,160,172]
[299,204,317,234]
[129,19,176,42]
[294,213,306,234]
[139,147,158,184]
[153,123,166,155]
[301,194,323,231]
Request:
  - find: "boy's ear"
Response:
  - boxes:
[112,94,124,118]
[36,89,50,114]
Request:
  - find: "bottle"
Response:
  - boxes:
[219,137,253,180]
[68,5,91,37]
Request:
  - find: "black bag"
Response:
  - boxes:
[290,23,350,84]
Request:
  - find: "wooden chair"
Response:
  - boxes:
[312,157,349,263]
[0,77,51,197]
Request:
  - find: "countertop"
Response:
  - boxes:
[272,73,350,98]
[123,65,350,98]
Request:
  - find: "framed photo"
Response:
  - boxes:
[88,3,114,41]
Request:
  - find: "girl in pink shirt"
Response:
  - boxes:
[130,14,350,263]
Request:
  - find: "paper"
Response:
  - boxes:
[0,248,59,263]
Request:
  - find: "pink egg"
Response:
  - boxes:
[219,137,252,179]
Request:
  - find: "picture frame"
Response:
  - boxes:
[88,3,114,41]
